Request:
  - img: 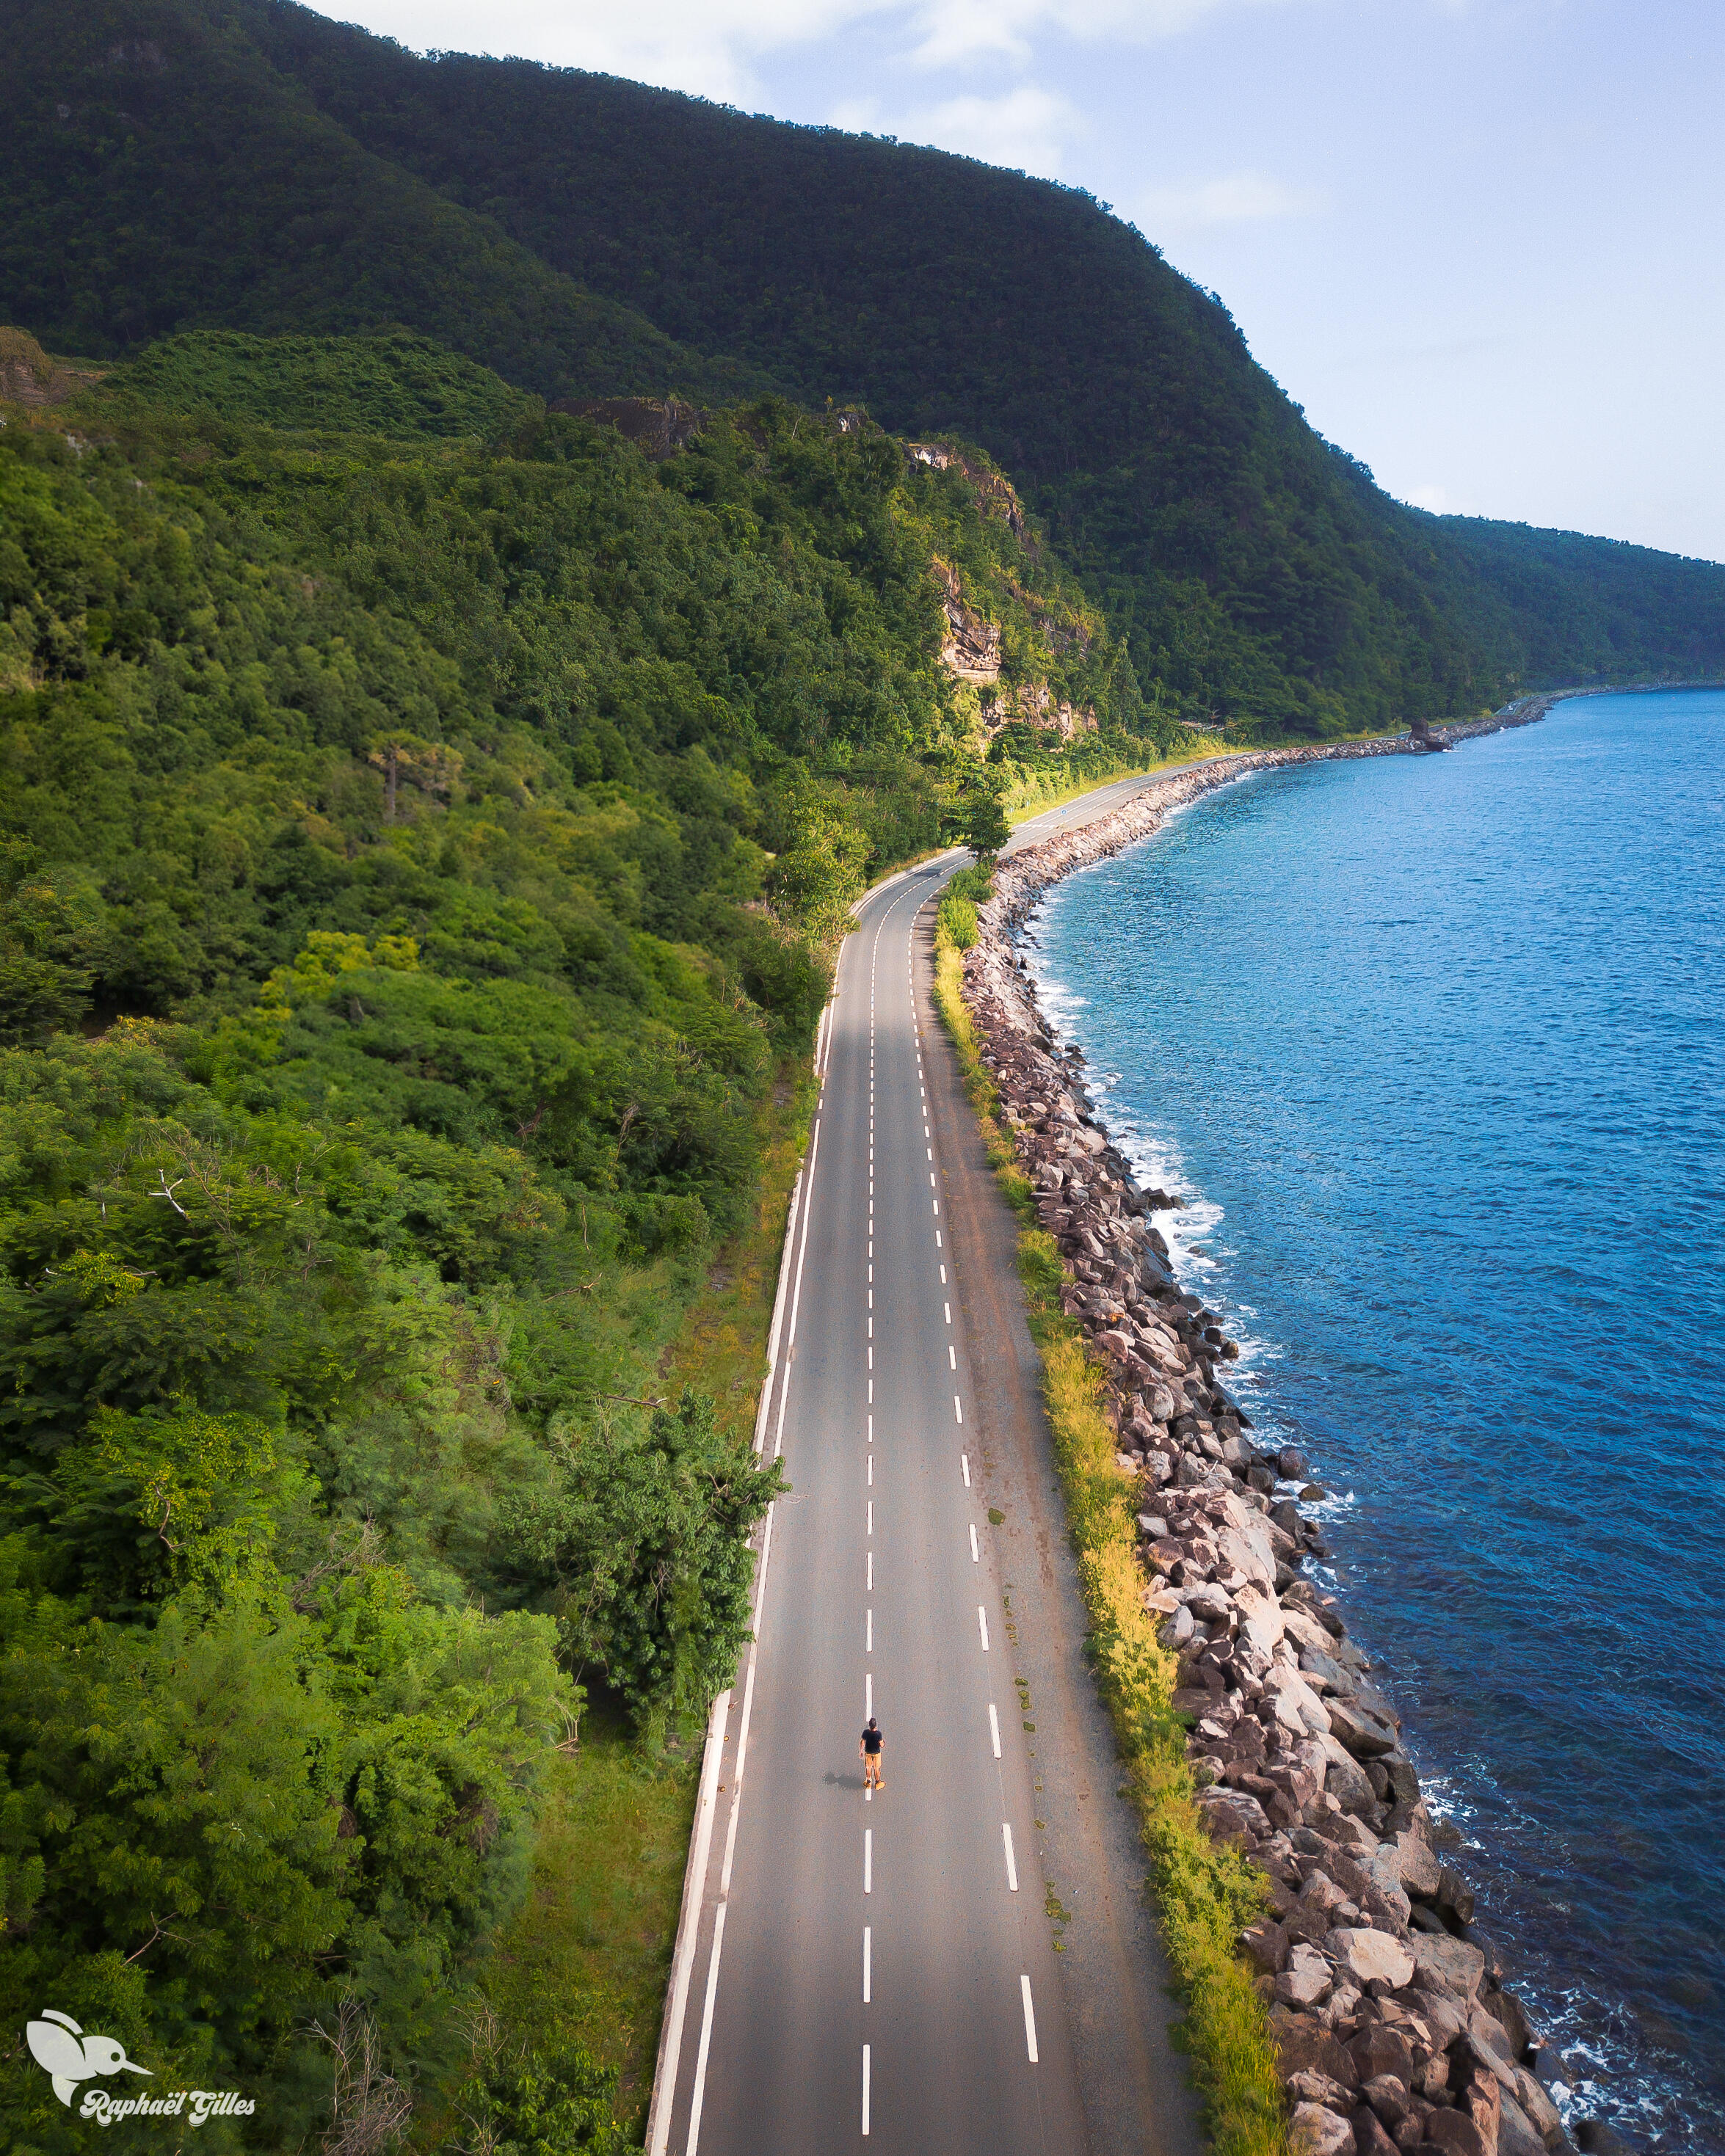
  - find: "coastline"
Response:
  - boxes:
[958,699,1602,2156]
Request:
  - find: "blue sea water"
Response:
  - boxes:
[1032,691,1725,2152]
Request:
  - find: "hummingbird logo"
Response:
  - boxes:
[25,2011,153,2106]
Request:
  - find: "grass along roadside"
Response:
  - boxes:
[472,1711,699,2146]
[932,878,1288,2156]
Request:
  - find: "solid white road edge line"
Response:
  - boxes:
[683,1899,727,2156]
[645,1686,730,2156]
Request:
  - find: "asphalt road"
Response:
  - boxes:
[650,766,1241,2156]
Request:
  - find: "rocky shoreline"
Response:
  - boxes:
[962,718,1617,2156]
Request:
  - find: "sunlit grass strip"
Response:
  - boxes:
[932,894,1286,2156]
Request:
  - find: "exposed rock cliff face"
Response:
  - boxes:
[0,327,99,408]
[934,557,1003,684]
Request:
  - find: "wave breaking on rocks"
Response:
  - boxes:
[961,720,1613,2156]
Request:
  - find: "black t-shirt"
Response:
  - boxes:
[861,1726,884,1755]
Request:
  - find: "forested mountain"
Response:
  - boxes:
[5,0,1722,735]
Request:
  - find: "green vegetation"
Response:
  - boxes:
[473,1719,697,2144]
[0,321,1153,2144]
[932,892,1285,2156]
[7,0,1713,740]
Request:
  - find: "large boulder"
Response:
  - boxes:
[1496,2093,1547,2156]
[1292,2104,1359,2156]
[1323,1742,1380,1820]
[1426,2112,1489,2156]
[1328,1699,1398,1759]
[1396,1830,1442,1901]
[1271,2010,1361,2091]
[1350,2026,1416,2088]
[1235,1577,1287,1657]
[1277,1944,1335,2008]
[1333,1928,1416,1992]
[1268,1664,1334,1739]
[1413,1933,1487,2004]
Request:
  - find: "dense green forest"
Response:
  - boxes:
[0,321,1154,2146]
[5,0,1722,738]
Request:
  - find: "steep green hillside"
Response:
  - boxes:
[0,325,1148,2146]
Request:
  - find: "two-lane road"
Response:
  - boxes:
[651,765,1246,2155]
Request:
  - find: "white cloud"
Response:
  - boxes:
[832,81,1083,177]
[907,0,1254,69]
[309,0,876,101]
[1136,167,1323,230]
[309,0,1280,103]
[916,85,1085,172]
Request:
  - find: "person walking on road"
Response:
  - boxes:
[860,1716,885,1792]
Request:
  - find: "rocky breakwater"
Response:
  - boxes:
[959,752,1594,2156]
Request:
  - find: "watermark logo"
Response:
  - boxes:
[25,2013,150,2108]
[24,2012,255,2127]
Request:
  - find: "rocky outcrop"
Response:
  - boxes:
[935,559,1003,685]
[956,718,1602,2156]
[0,327,101,409]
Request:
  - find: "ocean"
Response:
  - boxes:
[1031,690,1724,2152]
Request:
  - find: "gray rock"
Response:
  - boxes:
[1397,1830,1442,1901]
[1322,1734,1380,1817]
[1292,2103,1358,2156]
[1279,1943,1336,2008]
[1290,2071,1359,2117]
[1513,2071,1565,2148]
[1364,2075,1417,2128]
[1426,2111,1489,2156]
[1329,1699,1399,1759]
[1437,1867,1477,1926]
[1302,1643,1359,1698]
[1496,2093,1547,2156]
[1413,1932,1487,2003]
[1333,1928,1416,1992]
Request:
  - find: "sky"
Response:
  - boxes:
[304,0,1725,563]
